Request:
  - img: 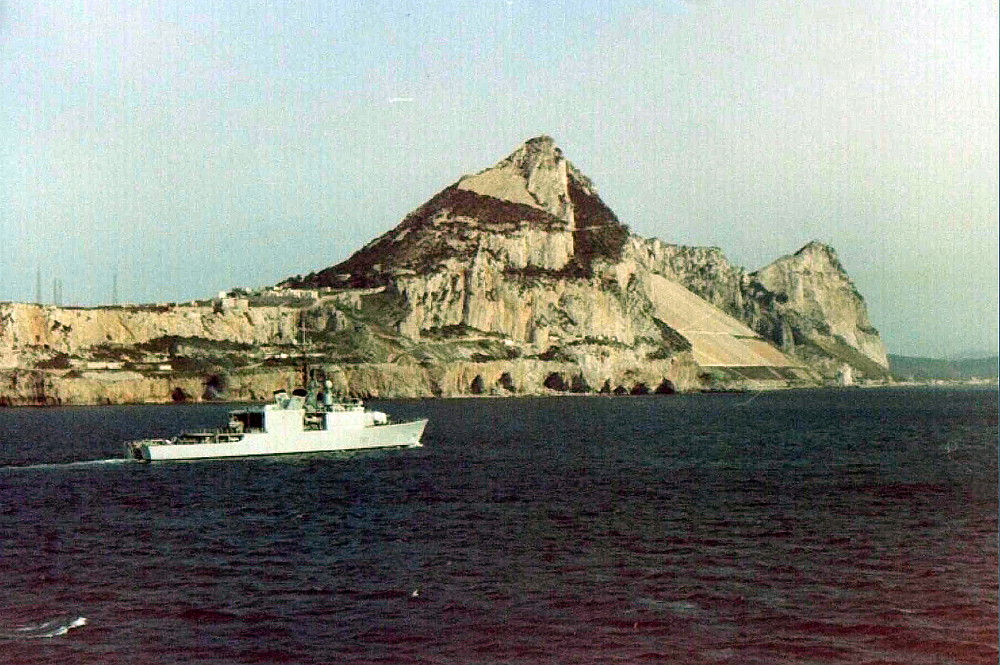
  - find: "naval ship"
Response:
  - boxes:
[124,381,427,462]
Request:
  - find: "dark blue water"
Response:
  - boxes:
[1,388,996,664]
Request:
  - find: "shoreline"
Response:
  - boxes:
[1,380,995,410]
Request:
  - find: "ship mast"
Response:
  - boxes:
[299,310,309,388]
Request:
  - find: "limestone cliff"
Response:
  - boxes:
[625,237,890,379]
[285,136,818,388]
[282,136,626,290]
[282,136,886,383]
[750,242,889,376]
[0,136,889,405]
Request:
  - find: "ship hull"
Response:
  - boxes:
[132,419,427,462]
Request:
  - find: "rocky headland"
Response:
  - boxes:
[1,136,891,405]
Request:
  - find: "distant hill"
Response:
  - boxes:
[889,354,998,380]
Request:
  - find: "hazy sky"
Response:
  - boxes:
[2,1,997,357]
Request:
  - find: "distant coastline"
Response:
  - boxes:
[1,374,995,409]
[887,354,999,382]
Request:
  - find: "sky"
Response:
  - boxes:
[2,0,997,358]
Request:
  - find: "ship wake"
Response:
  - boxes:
[0,616,88,640]
[1,458,133,472]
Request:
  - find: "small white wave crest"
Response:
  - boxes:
[0,616,88,639]
[2,458,131,472]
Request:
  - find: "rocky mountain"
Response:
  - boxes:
[284,135,889,383]
[0,136,889,405]
[640,239,890,377]
[283,136,626,289]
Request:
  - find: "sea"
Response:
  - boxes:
[0,387,996,665]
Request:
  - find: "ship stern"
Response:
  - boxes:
[124,440,151,462]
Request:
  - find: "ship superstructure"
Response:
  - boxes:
[125,382,426,462]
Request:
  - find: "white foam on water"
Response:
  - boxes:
[2,458,132,472]
[1,616,88,639]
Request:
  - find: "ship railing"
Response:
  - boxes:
[173,427,249,444]
[326,402,365,413]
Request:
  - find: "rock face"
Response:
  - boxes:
[0,136,889,405]
[624,238,890,378]
[285,135,626,289]
[0,301,301,366]
[457,135,578,225]
[750,242,889,374]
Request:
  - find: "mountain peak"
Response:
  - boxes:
[795,240,836,257]
[755,240,849,280]
[456,136,575,225]
[787,241,849,275]
[523,134,558,149]
[282,136,625,288]
[503,135,562,165]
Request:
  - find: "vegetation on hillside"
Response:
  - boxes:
[889,355,998,380]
